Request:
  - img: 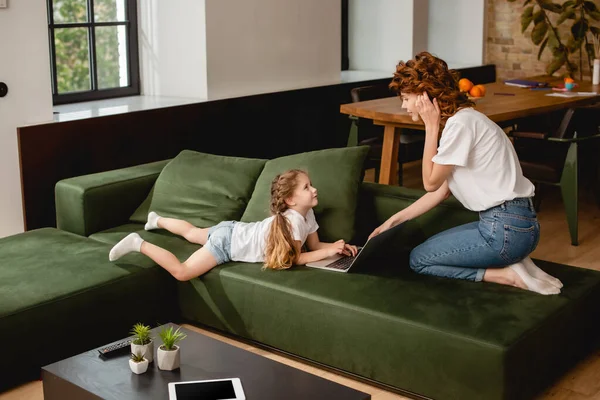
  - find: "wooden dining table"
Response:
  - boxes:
[340,76,600,185]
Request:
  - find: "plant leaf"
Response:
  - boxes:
[590,26,600,35]
[538,37,549,60]
[532,21,549,45]
[562,0,576,9]
[533,10,545,24]
[557,8,576,24]
[547,30,559,50]
[521,6,535,32]
[588,10,600,21]
[585,42,596,60]
[571,19,589,40]
[524,0,533,4]
[584,1,598,12]
[567,37,583,52]
[547,54,567,75]
[540,1,563,13]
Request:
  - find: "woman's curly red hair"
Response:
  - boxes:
[389,52,474,123]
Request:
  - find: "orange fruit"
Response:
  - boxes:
[459,78,474,92]
[564,77,574,83]
[469,84,486,98]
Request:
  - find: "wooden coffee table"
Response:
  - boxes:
[42,323,370,400]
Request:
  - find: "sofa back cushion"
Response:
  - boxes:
[132,150,267,228]
[241,146,368,242]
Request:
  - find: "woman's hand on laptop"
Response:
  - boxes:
[369,217,400,240]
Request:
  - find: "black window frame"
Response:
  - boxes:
[342,0,349,71]
[47,0,140,105]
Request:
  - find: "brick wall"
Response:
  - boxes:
[486,0,598,80]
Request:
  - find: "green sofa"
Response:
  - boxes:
[1,148,600,400]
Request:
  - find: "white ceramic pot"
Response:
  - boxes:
[129,358,149,374]
[131,340,154,363]
[157,345,180,371]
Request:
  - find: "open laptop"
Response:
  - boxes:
[305,222,405,273]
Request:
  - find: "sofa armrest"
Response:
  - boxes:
[55,160,170,236]
[354,182,478,246]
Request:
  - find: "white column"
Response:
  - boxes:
[205,0,341,99]
[138,0,208,98]
[348,0,429,71]
[428,0,486,67]
[0,0,53,238]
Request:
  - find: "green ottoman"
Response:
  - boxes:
[0,228,179,390]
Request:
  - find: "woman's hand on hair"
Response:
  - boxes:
[415,92,441,130]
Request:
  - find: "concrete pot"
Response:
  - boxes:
[157,345,180,370]
[131,340,154,363]
[129,358,149,374]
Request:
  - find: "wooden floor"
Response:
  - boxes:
[2,161,600,400]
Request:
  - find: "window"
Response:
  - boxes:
[47,0,140,104]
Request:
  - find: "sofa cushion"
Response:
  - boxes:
[132,150,267,228]
[240,146,369,242]
[177,258,600,400]
[0,228,178,390]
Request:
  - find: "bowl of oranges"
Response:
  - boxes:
[459,78,486,99]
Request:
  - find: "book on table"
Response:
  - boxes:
[504,79,549,88]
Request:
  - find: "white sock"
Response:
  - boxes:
[109,233,144,261]
[509,262,561,295]
[145,211,161,231]
[521,256,563,289]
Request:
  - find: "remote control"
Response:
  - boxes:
[97,339,132,358]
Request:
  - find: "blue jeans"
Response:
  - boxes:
[409,198,540,282]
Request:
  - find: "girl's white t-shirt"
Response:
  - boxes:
[230,208,319,262]
[431,108,534,211]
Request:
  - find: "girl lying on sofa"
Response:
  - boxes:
[108,169,358,280]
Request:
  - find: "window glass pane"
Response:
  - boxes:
[55,27,91,93]
[53,0,88,24]
[94,0,126,22]
[96,26,129,89]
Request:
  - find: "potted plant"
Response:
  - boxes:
[510,0,600,78]
[157,326,187,371]
[130,322,154,363]
[129,351,149,374]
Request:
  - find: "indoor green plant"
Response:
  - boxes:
[129,351,149,374]
[130,322,154,363]
[509,0,600,77]
[157,326,187,371]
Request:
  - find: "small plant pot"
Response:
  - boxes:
[157,345,180,370]
[129,358,149,374]
[131,340,154,363]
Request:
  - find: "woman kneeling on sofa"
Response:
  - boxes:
[109,169,358,280]
[370,52,562,295]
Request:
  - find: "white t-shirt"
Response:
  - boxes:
[431,108,534,211]
[230,208,319,263]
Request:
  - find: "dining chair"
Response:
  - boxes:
[510,106,600,245]
[347,84,425,185]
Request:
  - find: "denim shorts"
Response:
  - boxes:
[204,221,235,265]
[409,197,540,282]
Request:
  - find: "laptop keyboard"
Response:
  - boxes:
[327,256,355,271]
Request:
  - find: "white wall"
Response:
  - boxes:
[349,0,428,71]
[0,0,53,238]
[428,0,486,67]
[205,0,341,99]
[138,0,208,98]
